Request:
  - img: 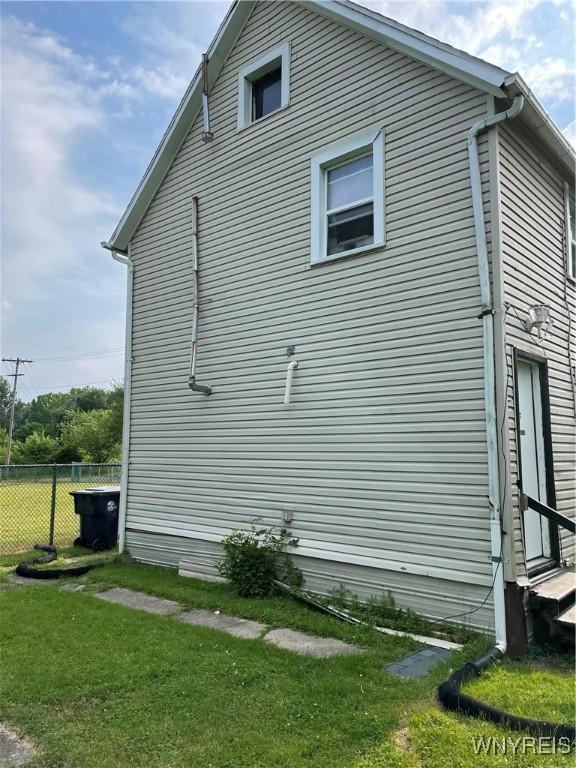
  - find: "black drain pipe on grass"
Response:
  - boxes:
[15,545,100,580]
[438,647,575,742]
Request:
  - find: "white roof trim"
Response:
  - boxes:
[107,0,572,251]
[108,0,256,251]
[305,0,510,96]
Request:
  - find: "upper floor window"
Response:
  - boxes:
[311,129,385,265]
[238,43,290,130]
[566,184,576,280]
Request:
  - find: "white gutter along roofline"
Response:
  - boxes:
[503,73,576,174]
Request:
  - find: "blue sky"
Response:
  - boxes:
[1,0,574,399]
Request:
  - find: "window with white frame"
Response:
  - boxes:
[565,184,576,280]
[311,129,385,265]
[237,43,290,129]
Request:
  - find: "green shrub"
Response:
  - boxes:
[217,520,302,597]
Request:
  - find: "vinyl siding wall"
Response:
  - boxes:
[126,0,496,629]
[497,123,576,577]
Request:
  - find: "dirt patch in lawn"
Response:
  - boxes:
[0,723,36,767]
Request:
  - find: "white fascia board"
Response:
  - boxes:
[108,0,256,251]
[503,73,576,175]
[305,0,509,97]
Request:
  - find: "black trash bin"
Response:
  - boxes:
[70,486,120,551]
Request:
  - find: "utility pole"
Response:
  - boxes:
[2,357,33,465]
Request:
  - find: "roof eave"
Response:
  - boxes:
[503,73,575,176]
[304,0,509,97]
[109,0,256,251]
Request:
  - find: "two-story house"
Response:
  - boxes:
[103,0,575,655]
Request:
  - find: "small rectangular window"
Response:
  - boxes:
[238,44,290,130]
[566,184,576,280]
[252,68,282,121]
[311,129,385,264]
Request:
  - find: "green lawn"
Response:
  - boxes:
[0,481,93,552]
[0,563,573,768]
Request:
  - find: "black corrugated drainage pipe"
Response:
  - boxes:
[438,646,575,742]
[15,544,99,580]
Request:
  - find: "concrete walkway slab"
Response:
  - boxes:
[176,610,266,639]
[59,583,86,592]
[7,573,54,587]
[264,628,364,657]
[384,647,451,679]
[0,723,35,767]
[94,588,182,615]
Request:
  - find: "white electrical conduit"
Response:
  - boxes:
[284,360,298,404]
[188,196,212,395]
[467,95,524,652]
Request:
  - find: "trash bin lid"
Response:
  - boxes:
[69,486,121,496]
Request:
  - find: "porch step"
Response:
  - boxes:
[530,569,576,603]
[555,604,576,628]
[529,568,575,646]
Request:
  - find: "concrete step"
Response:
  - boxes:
[530,569,575,604]
[555,604,576,629]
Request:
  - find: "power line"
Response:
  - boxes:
[32,347,124,363]
[18,378,121,392]
[2,357,33,466]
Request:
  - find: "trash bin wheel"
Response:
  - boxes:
[74,537,84,547]
[92,537,108,552]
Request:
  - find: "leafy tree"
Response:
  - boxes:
[69,387,109,413]
[16,392,74,439]
[0,428,7,463]
[107,386,124,445]
[13,420,49,442]
[0,377,11,429]
[53,444,83,463]
[16,432,59,464]
[60,409,117,463]
[1,382,124,465]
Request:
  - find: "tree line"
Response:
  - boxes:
[0,378,123,464]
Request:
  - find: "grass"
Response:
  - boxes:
[0,480,88,552]
[0,545,94,568]
[85,562,426,648]
[354,660,575,767]
[0,562,573,768]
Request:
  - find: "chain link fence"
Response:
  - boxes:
[0,463,121,554]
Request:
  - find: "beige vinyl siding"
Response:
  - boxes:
[498,123,576,576]
[127,1,495,628]
[126,531,495,629]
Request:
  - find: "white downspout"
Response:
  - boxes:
[101,240,133,554]
[467,95,524,652]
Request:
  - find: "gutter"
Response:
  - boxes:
[467,94,524,652]
[503,73,575,174]
[101,240,133,554]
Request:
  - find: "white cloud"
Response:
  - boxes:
[522,57,576,102]
[358,0,575,108]
[563,120,576,148]
[1,17,120,302]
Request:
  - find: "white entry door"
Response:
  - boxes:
[517,359,552,566]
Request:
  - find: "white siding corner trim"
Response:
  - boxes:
[310,127,385,265]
